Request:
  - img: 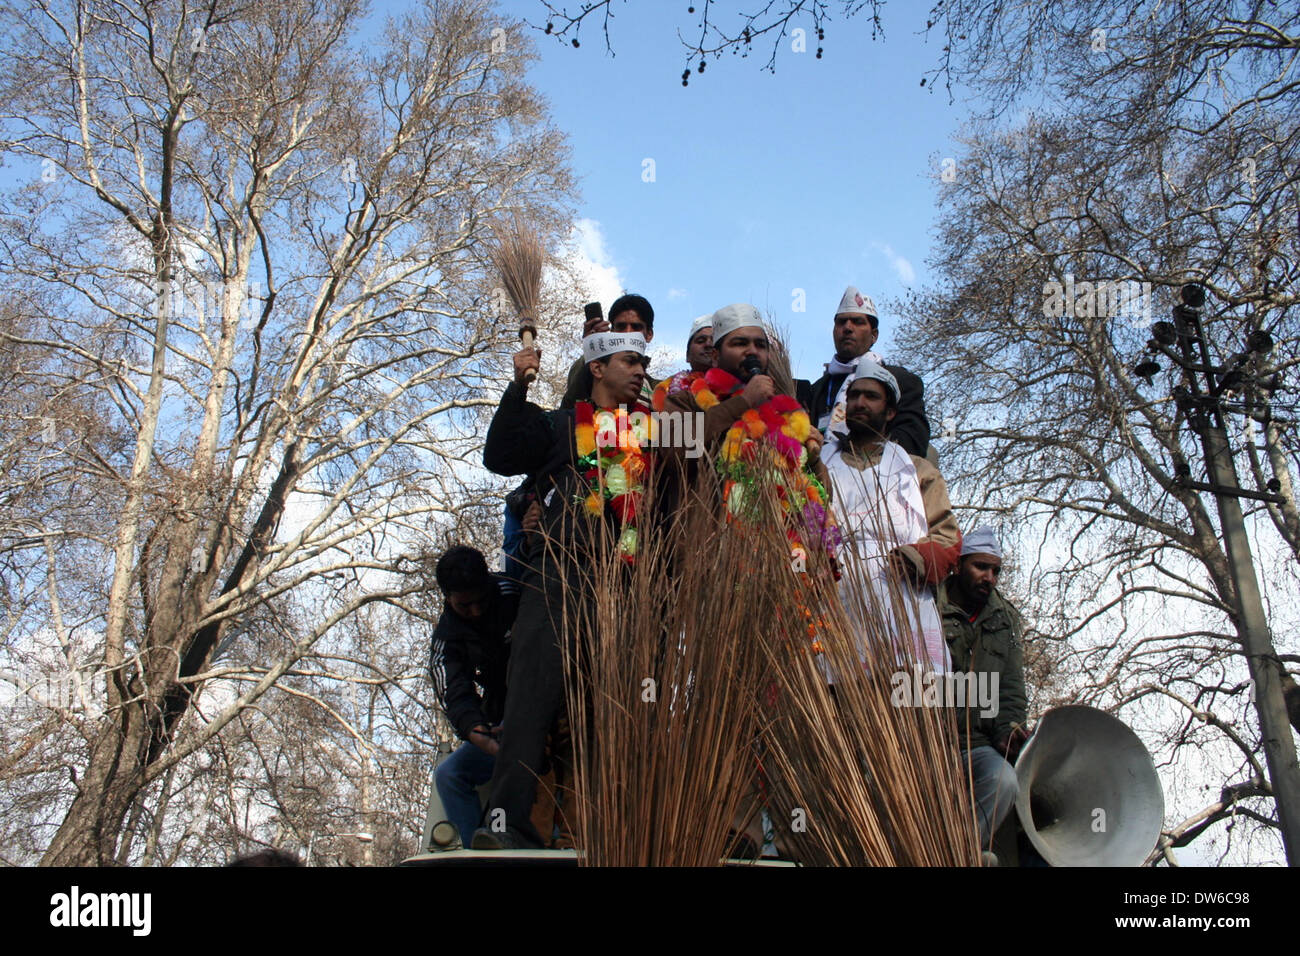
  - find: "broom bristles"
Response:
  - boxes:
[554,468,773,866]
[492,219,545,325]
[552,446,980,866]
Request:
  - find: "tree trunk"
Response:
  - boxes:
[40,706,156,866]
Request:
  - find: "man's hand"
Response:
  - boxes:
[886,548,923,587]
[583,314,610,336]
[995,725,1031,762]
[512,347,540,386]
[521,499,543,534]
[741,373,775,408]
[469,724,501,757]
[804,428,823,464]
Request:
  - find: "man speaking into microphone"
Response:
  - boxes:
[660,303,829,495]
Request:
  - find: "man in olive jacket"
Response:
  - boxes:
[938,526,1029,856]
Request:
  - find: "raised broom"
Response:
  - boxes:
[491,220,546,383]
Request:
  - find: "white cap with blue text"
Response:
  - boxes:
[583,331,648,363]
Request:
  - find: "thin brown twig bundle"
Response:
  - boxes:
[555,469,776,866]
[752,478,980,865]
[551,443,979,866]
[491,220,545,379]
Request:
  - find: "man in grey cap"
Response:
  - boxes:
[937,526,1030,862]
[805,286,931,458]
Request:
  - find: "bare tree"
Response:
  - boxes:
[0,0,575,865]
[896,0,1300,865]
[896,82,1298,859]
[936,0,1300,125]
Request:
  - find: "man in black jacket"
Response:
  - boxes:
[804,286,931,458]
[428,545,520,846]
[473,330,652,849]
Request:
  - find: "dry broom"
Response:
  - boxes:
[546,337,978,866]
[554,468,776,866]
[491,220,545,383]
[752,497,980,866]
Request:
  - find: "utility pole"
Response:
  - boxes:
[1144,283,1300,864]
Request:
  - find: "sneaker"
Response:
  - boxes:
[470,825,543,851]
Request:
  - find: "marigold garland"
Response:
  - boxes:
[658,368,840,574]
[574,400,652,562]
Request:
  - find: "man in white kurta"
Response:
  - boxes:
[823,358,963,672]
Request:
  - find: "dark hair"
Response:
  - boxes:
[608,293,654,334]
[435,545,491,594]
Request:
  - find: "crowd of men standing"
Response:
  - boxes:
[428,288,1031,863]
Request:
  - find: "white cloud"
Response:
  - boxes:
[549,220,684,374]
[869,241,916,285]
[560,218,624,308]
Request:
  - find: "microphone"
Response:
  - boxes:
[741,355,763,381]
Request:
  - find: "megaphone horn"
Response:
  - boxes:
[1015,705,1164,866]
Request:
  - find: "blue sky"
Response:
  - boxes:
[512,0,970,380]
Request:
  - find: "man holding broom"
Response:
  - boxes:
[474,328,654,849]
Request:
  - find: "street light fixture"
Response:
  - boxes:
[1247,330,1273,355]
[1180,282,1206,308]
[1151,321,1178,346]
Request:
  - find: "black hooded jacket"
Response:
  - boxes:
[428,574,520,741]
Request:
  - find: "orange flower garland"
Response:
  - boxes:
[657,368,841,574]
[574,400,652,562]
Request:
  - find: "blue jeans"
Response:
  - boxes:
[503,503,526,584]
[967,745,1019,849]
[435,741,496,846]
